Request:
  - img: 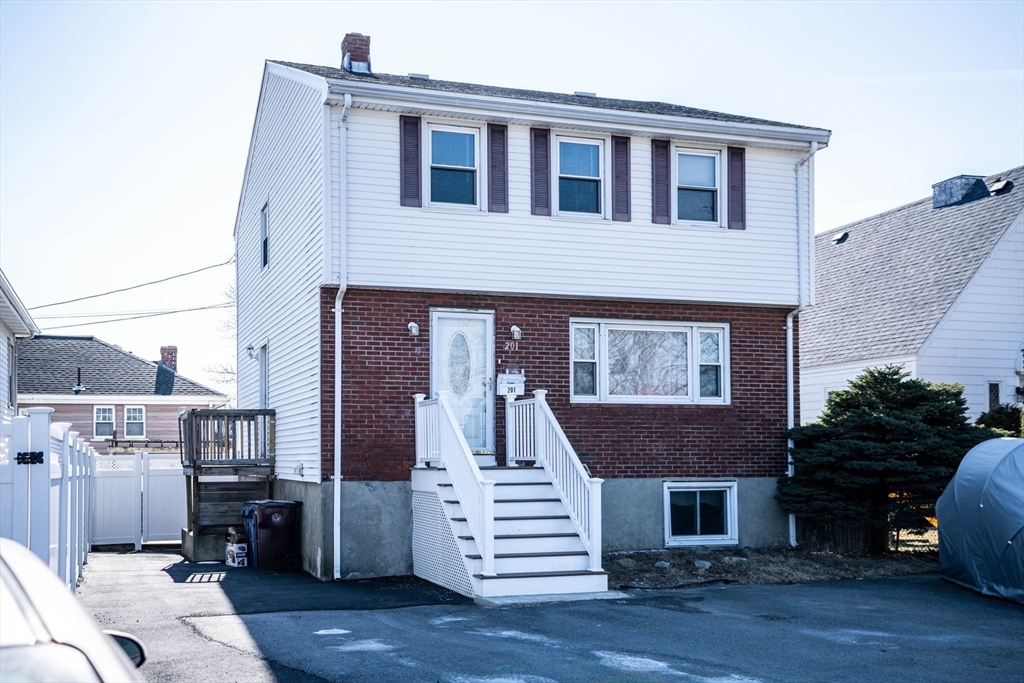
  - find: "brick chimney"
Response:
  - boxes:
[341,33,371,74]
[160,345,177,372]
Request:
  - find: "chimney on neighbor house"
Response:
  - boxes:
[932,175,990,209]
[160,345,177,372]
[341,33,371,74]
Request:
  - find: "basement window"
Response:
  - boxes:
[664,481,738,546]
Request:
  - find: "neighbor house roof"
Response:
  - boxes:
[801,165,1024,368]
[271,60,828,134]
[17,335,226,398]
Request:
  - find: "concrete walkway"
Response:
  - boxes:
[77,551,1023,683]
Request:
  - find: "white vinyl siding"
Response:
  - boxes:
[917,210,1024,419]
[800,355,918,425]
[235,71,325,482]
[341,107,809,306]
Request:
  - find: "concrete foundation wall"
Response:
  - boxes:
[339,480,413,579]
[275,479,333,580]
[283,476,785,581]
[602,477,788,551]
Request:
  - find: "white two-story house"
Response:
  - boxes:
[234,33,830,597]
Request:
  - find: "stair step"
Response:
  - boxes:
[473,569,608,579]
[444,498,561,504]
[439,482,553,487]
[451,515,569,522]
[465,551,589,560]
[458,532,579,540]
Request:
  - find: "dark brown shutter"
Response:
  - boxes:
[399,115,421,207]
[488,124,509,213]
[651,139,671,224]
[611,136,631,222]
[728,146,746,230]
[530,128,551,216]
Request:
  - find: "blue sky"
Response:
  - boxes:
[1,1,1022,391]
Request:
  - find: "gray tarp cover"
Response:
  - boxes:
[937,438,1024,603]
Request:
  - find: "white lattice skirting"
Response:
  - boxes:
[412,490,473,597]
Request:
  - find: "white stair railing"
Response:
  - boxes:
[414,392,496,576]
[511,390,603,572]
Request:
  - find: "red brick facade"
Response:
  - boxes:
[321,287,799,483]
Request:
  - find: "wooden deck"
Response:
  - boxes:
[179,409,276,545]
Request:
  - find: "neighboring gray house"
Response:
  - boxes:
[18,336,228,454]
[800,166,1024,424]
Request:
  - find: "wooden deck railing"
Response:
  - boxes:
[178,409,275,468]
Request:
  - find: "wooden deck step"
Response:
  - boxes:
[438,482,552,487]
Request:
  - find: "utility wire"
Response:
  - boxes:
[29,258,234,311]
[39,303,232,331]
[35,306,230,320]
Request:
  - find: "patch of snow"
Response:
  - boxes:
[430,615,470,626]
[328,639,394,652]
[314,629,352,635]
[469,629,559,646]
[449,676,558,683]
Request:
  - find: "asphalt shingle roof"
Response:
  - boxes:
[17,335,225,397]
[272,61,824,131]
[800,166,1024,368]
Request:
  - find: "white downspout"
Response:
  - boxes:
[333,93,351,579]
[787,140,817,547]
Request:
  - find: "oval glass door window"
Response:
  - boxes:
[448,332,471,397]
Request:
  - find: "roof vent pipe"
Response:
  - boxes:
[932,175,989,209]
[341,33,371,74]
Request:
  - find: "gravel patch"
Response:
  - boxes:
[605,546,938,589]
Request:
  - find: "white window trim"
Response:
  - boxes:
[569,318,730,405]
[124,405,146,440]
[664,480,739,547]
[553,134,610,221]
[423,121,485,213]
[259,202,270,270]
[93,405,115,440]
[672,145,726,229]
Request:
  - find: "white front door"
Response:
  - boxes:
[431,310,495,454]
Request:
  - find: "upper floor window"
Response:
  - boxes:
[429,126,478,206]
[125,406,145,438]
[94,406,114,438]
[570,319,730,404]
[558,138,603,215]
[677,151,720,223]
[260,203,270,269]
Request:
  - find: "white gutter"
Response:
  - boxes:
[786,140,818,548]
[0,269,40,337]
[332,93,351,580]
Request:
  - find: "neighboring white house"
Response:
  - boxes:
[234,32,832,595]
[800,167,1024,424]
[1,269,40,419]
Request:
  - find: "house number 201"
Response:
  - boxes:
[503,341,519,351]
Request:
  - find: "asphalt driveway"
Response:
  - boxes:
[77,550,1023,683]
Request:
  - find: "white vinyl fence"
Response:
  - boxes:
[0,408,96,590]
[1,408,186,590]
[92,452,185,547]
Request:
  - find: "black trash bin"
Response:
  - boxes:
[240,500,302,572]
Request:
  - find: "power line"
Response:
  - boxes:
[35,306,229,320]
[38,303,232,331]
[29,258,234,311]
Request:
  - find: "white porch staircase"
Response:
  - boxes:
[411,391,607,599]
